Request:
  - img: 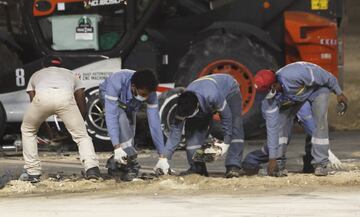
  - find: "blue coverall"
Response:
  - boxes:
[164,74,245,168]
[242,62,343,169]
[99,70,165,155]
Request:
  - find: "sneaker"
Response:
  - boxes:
[225,166,241,178]
[314,165,328,176]
[84,167,101,180]
[19,172,41,183]
[180,162,209,177]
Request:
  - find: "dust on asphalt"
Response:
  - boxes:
[1,161,359,197]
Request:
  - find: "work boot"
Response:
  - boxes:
[225,166,241,178]
[314,165,328,176]
[302,154,315,173]
[180,162,209,177]
[84,167,101,180]
[120,156,141,182]
[19,172,41,183]
[106,155,140,182]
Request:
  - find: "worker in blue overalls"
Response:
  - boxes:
[99,69,169,181]
[163,74,245,178]
[243,62,347,176]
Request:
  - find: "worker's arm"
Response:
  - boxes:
[104,82,123,146]
[26,74,36,102]
[74,88,87,119]
[27,91,36,102]
[146,92,165,156]
[300,65,342,95]
[214,95,232,144]
[262,98,281,175]
[304,65,348,105]
[163,116,185,159]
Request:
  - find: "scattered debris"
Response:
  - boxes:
[0,166,359,196]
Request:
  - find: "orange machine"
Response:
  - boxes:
[285,11,340,77]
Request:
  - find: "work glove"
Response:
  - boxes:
[328,149,343,170]
[114,147,128,165]
[204,142,230,157]
[154,157,170,175]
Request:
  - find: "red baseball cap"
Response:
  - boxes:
[254,69,276,92]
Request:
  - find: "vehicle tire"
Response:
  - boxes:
[158,87,186,149]
[85,87,113,151]
[173,33,278,138]
[158,87,185,138]
[0,102,7,141]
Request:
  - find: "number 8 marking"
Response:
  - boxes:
[15,68,25,87]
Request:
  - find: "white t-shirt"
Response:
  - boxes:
[26,66,84,92]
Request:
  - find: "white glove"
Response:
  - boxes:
[328,149,343,170]
[154,158,170,175]
[204,142,230,157]
[114,147,128,165]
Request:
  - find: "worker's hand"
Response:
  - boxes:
[114,146,128,165]
[337,93,348,105]
[154,157,170,175]
[267,159,278,176]
[204,142,230,157]
[328,149,343,170]
[74,89,87,119]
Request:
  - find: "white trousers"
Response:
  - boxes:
[21,89,99,175]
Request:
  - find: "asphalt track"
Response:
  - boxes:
[0,131,359,217]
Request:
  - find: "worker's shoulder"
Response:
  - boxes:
[211,73,234,79]
[280,61,319,71]
[187,81,217,97]
[35,66,73,75]
[276,61,312,75]
[198,73,233,81]
[112,69,135,77]
[107,69,134,81]
[104,69,134,87]
[189,74,236,93]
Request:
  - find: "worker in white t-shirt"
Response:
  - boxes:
[20,56,100,182]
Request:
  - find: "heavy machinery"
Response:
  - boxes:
[0,0,345,149]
